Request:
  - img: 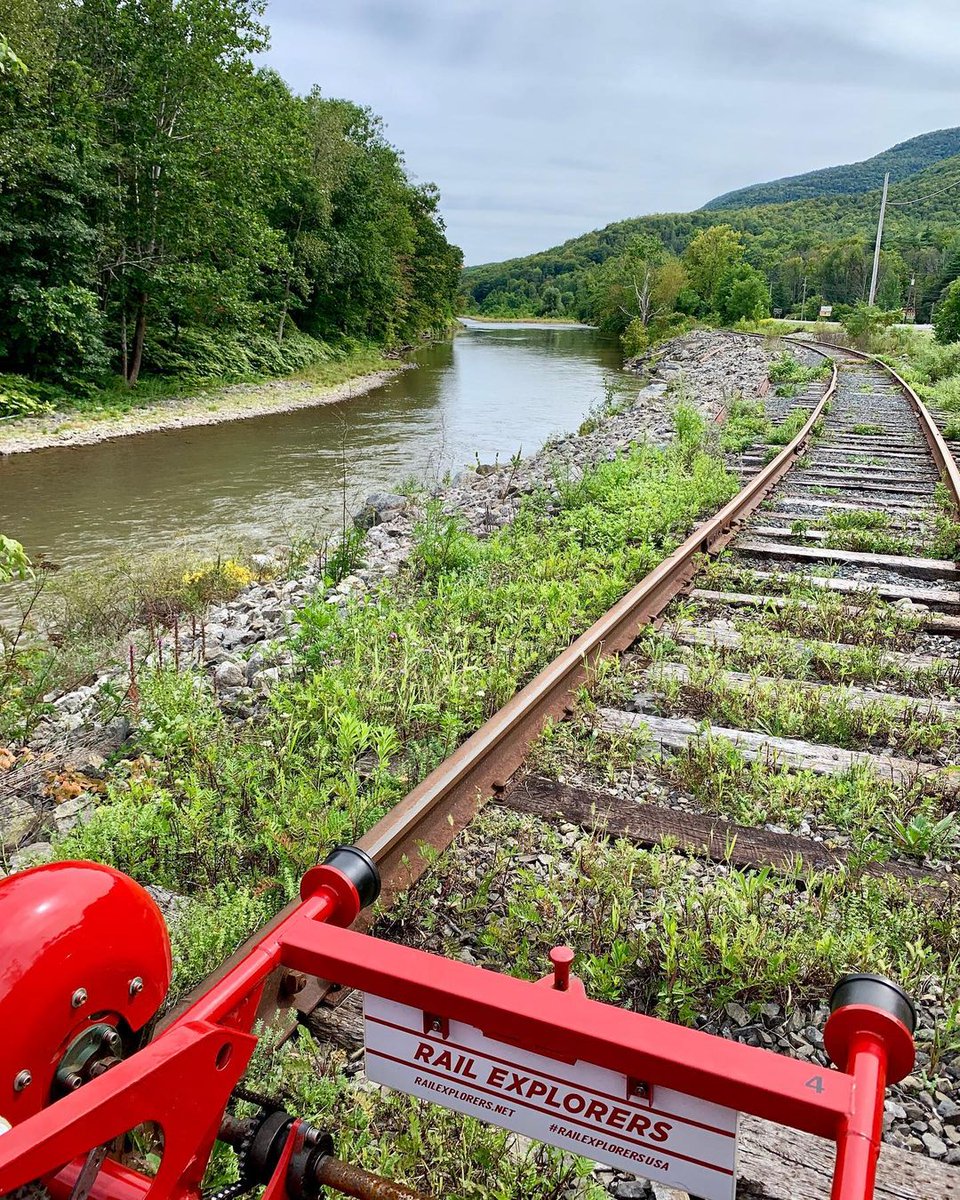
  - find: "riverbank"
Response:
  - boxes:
[1,330,783,856]
[0,353,403,456]
[459,314,595,328]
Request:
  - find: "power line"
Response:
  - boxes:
[886,175,960,208]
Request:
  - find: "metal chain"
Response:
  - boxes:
[201,1130,256,1200]
[230,1083,287,1113]
[201,1086,289,1200]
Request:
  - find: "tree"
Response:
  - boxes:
[682,225,745,312]
[876,250,906,311]
[843,302,899,348]
[588,234,686,334]
[934,279,960,345]
[0,7,108,379]
[75,0,271,383]
[540,285,562,316]
[717,264,770,323]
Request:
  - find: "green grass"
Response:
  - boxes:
[718,397,770,453]
[767,351,830,397]
[657,618,957,693]
[0,548,291,741]
[381,808,958,1026]
[643,657,960,763]
[656,734,955,857]
[817,509,919,557]
[673,581,923,649]
[718,397,813,455]
[57,407,738,996]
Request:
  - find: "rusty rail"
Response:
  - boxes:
[168,345,838,1034]
[355,353,836,905]
[797,338,960,514]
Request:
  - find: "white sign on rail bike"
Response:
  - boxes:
[364,995,739,1200]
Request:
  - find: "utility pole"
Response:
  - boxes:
[800,275,808,322]
[868,171,890,306]
[906,274,917,323]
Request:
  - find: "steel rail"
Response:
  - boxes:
[792,336,960,513]
[167,346,837,1033]
[355,353,837,904]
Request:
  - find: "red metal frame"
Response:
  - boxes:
[0,859,914,1200]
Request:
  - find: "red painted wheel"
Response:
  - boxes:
[0,861,171,1128]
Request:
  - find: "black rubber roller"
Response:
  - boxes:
[830,973,917,1034]
[323,845,381,909]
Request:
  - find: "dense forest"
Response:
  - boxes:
[703,126,960,210]
[461,146,960,334]
[0,0,462,400]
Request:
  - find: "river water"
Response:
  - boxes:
[0,321,622,576]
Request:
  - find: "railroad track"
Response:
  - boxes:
[57,336,960,1199]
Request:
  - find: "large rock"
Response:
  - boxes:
[213,660,246,690]
[1,794,39,852]
[52,793,96,835]
[8,841,54,872]
[354,492,407,530]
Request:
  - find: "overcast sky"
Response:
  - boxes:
[260,1,960,266]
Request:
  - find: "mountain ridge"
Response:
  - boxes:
[460,146,960,321]
[702,127,960,210]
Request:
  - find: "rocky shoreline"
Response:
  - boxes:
[0,330,789,867]
[0,365,405,457]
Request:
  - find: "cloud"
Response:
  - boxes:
[260,0,960,264]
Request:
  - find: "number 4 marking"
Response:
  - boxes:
[805,1075,825,1093]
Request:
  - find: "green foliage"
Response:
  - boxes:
[842,303,900,349]
[0,32,26,76]
[682,225,746,312]
[768,352,821,385]
[0,375,55,418]
[587,233,686,336]
[766,406,809,446]
[884,812,959,860]
[461,147,960,325]
[0,3,460,394]
[703,127,960,209]
[390,808,956,1023]
[0,544,269,742]
[935,279,960,344]
[718,397,770,452]
[0,534,30,582]
[410,505,479,581]
[717,264,770,323]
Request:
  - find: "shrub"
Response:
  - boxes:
[935,279,960,345]
[180,559,255,608]
[841,303,900,349]
[0,375,58,419]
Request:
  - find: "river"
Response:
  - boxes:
[0,321,623,576]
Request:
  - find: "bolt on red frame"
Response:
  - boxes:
[0,847,916,1200]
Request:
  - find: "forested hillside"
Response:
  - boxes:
[703,127,960,210]
[461,149,960,329]
[0,0,462,400]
